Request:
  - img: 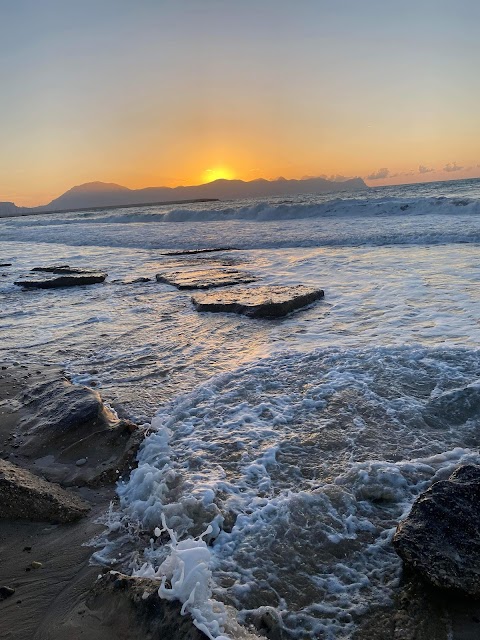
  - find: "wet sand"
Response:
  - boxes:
[0,362,208,640]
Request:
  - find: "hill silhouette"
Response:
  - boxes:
[0,176,367,216]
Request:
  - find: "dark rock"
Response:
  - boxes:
[2,365,141,487]
[31,265,94,274]
[156,268,256,289]
[393,464,480,597]
[0,586,15,601]
[123,277,152,284]
[192,285,325,318]
[87,572,209,640]
[14,272,107,289]
[161,247,237,256]
[0,263,12,267]
[0,459,90,523]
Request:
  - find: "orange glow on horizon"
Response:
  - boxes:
[201,167,236,183]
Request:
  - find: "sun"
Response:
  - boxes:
[201,167,235,183]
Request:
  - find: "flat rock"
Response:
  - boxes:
[0,459,89,523]
[156,267,256,289]
[161,247,237,256]
[31,265,107,275]
[14,272,107,288]
[0,263,12,267]
[192,284,325,318]
[393,464,480,597]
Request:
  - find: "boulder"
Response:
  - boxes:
[192,285,325,318]
[15,271,107,288]
[0,459,89,523]
[393,465,480,597]
[156,268,256,289]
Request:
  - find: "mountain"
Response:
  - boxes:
[0,176,367,216]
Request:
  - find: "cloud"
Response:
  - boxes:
[367,168,390,180]
[444,162,463,172]
[303,174,353,182]
[419,165,434,174]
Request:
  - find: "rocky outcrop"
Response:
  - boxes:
[0,459,89,523]
[14,271,107,288]
[393,465,480,597]
[88,572,263,640]
[87,572,208,640]
[156,267,256,289]
[192,285,325,318]
[1,363,141,487]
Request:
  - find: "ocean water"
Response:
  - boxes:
[1,177,480,638]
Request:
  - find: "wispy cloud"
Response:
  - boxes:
[444,162,463,172]
[419,165,434,174]
[367,168,389,180]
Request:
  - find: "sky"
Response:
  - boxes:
[1,0,479,206]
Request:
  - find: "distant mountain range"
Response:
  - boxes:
[0,176,367,217]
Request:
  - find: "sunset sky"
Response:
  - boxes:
[1,0,479,206]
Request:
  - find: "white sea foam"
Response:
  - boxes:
[99,346,480,638]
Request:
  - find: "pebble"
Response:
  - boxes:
[0,586,15,600]
[75,458,87,466]
[30,561,42,569]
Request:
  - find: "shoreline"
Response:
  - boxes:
[0,362,212,640]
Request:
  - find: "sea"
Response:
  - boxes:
[1,177,480,639]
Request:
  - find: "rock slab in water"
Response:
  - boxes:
[156,267,256,289]
[16,272,107,288]
[0,459,90,523]
[393,464,480,597]
[161,247,237,256]
[15,272,107,288]
[31,265,104,275]
[192,285,325,318]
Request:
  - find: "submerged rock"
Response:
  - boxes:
[15,271,107,288]
[0,459,89,523]
[156,267,256,289]
[393,464,480,597]
[125,277,152,284]
[161,247,237,256]
[0,263,12,267]
[192,285,325,318]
